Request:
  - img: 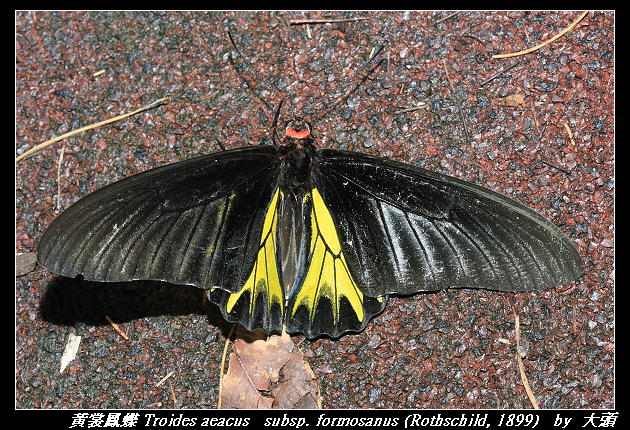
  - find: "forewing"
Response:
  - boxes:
[37,146,283,296]
[316,149,584,297]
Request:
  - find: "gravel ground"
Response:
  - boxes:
[16,11,613,409]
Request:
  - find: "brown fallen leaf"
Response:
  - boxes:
[219,326,321,409]
[500,93,525,107]
[270,344,321,409]
[16,252,38,277]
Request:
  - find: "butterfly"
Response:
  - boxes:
[37,113,584,339]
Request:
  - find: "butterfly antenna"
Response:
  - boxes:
[310,43,387,119]
[227,30,297,119]
[272,99,284,144]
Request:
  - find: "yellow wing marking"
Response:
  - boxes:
[291,188,365,324]
[225,188,284,317]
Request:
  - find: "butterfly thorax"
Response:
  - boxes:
[277,118,318,194]
[277,118,318,291]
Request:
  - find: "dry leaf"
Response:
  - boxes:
[500,94,525,107]
[60,333,81,374]
[220,326,321,409]
[16,252,38,276]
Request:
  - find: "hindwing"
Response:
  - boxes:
[208,188,285,334]
[286,187,387,339]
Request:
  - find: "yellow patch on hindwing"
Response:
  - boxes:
[291,188,365,325]
[225,189,284,317]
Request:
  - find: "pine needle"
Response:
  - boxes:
[515,315,539,409]
[217,323,238,409]
[492,11,588,59]
[16,97,167,163]
[155,370,175,387]
[105,315,129,340]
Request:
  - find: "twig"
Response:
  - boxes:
[530,99,541,136]
[394,105,427,115]
[572,303,578,335]
[434,11,461,25]
[217,323,238,409]
[381,50,392,89]
[168,380,177,404]
[524,26,531,44]
[479,61,522,86]
[55,143,66,212]
[105,315,129,340]
[460,32,486,45]
[155,370,175,387]
[515,315,540,409]
[564,123,576,147]
[289,17,368,25]
[492,11,588,59]
[442,58,471,142]
[16,97,168,163]
[541,157,572,175]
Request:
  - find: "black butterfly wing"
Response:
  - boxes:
[314,149,584,298]
[38,141,584,339]
[38,146,287,333]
